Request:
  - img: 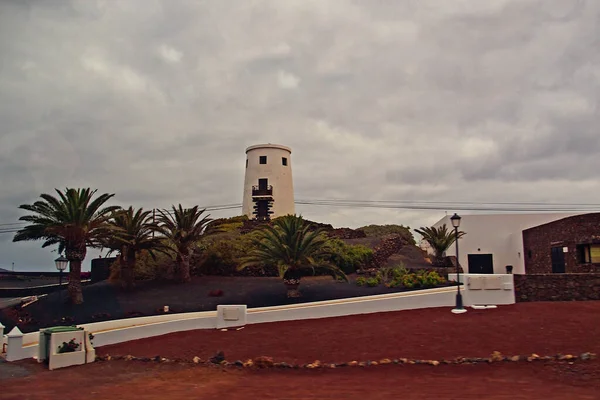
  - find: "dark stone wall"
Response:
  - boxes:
[369,234,412,267]
[514,273,600,302]
[91,257,117,282]
[522,213,600,274]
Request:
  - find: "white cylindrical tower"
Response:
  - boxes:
[242,143,295,220]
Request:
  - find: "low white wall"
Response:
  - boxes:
[216,305,247,329]
[91,312,217,348]
[5,327,37,362]
[448,273,515,305]
[246,287,456,324]
[5,284,515,362]
[8,340,38,361]
[1,322,5,352]
[17,310,220,347]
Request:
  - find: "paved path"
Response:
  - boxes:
[0,358,32,380]
[0,277,63,289]
[0,297,23,310]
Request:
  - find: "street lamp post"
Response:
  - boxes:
[450,213,466,314]
[54,255,68,300]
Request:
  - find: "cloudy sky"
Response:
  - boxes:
[1,0,599,271]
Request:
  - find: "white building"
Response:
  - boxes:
[429,213,581,274]
[242,143,295,220]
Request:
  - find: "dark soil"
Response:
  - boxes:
[0,275,451,333]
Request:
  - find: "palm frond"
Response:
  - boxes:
[414,223,466,258]
[13,187,120,258]
[238,215,346,280]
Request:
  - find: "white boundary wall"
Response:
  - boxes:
[3,284,514,362]
[448,273,515,305]
[246,286,456,324]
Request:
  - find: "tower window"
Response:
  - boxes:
[282,157,287,166]
[246,159,248,168]
[259,156,267,164]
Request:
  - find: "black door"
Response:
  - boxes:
[551,247,566,273]
[256,200,268,219]
[468,254,494,274]
[258,178,268,190]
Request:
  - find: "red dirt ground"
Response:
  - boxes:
[3,358,600,399]
[99,301,600,364]
[3,301,600,399]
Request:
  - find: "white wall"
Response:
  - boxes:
[91,313,217,347]
[242,144,295,218]
[246,287,457,324]
[447,273,515,305]
[5,284,516,362]
[432,213,579,274]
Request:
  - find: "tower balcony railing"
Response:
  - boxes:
[252,185,273,196]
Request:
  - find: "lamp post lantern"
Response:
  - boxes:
[54,255,68,299]
[450,213,466,314]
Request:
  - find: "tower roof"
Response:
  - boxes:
[245,143,291,153]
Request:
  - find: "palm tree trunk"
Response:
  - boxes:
[67,259,84,304]
[66,247,86,304]
[121,249,136,290]
[179,254,191,283]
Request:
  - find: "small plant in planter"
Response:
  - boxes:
[57,338,80,354]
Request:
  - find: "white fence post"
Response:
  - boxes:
[6,326,24,362]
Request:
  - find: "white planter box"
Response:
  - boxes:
[49,349,86,370]
[44,329,94,370]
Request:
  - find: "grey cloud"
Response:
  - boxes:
[385,165,455,186]
[1,0,600,269]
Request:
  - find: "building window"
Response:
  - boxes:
[282,157,287,166]
[259,156,267,164]
[246,159,248,168]
[576,244,600,264]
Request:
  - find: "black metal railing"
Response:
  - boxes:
[252,185,273,196]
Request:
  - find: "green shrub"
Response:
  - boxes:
[323,238,374,274]
[400,274,417,288]
[358,224,416,245]
[194,230,279,276]
[215,222,244,232]
[355,276,368,286]
[189,219,397,278]
[132,250,173,281]
[366,277,379,287]
[359,268,446,289]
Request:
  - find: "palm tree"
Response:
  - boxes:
[238,215,347,298]
[414,224,466,267]
[13,188,120,304]
[103,207,167,290]
[156,205,212,283]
